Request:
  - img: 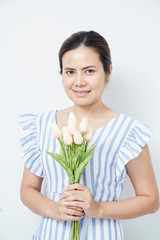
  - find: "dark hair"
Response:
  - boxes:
[58,30,112,74]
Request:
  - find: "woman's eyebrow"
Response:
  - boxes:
[64,65,96,70]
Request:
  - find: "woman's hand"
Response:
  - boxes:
[51,200,84,222]
[60,183,101,218]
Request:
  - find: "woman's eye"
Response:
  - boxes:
[66,70,74,75]
[86,69,94,74]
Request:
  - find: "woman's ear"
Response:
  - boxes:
[105,64,113,84]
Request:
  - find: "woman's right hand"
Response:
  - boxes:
[21,167,84,221]
[48,199,84,221]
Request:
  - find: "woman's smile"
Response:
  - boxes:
[74,90,91,97]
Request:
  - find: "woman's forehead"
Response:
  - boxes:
[62,46,101,68]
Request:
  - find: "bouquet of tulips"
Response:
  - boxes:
[46,112,96,240]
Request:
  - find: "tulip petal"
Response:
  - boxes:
[51,122,62,138]
[79,117,89,133]
[73,130,83,145]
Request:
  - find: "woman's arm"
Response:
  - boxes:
[60,145,159,219]
[20,167,84,221]
[98,144,159,219]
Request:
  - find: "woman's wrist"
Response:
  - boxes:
[45,199,58,218]
[94,201,104,219]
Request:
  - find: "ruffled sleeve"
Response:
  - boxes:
[19,114,44,177]
[116,120,152,182]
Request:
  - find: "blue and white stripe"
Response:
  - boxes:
[19,110,152,240]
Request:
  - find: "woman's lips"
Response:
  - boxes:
[74,90,91,97]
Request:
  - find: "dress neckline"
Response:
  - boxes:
[92,113,123,133]
[54,110,123,133]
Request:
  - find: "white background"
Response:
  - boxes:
[0,0,160,239]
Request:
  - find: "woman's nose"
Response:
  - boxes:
[74,73,86,86]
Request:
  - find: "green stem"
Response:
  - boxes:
[85,141,88,152]
[71,221,75,240]
[78,221,80,240]
[72,142,75,154]
[67,145,71,168]
[58,138,66,159]
[69,145,72,170]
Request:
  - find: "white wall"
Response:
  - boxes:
[0,0,160,239]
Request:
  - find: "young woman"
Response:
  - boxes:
[19,31,159,240]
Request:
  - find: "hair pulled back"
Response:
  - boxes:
[58,30,112,74]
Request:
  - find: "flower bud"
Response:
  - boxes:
[63,132,73,145]
[68,113,77,135]
[51,122,62,138]
[62,127,69,134]
[68,119,77,135]
[79,117,89,133]
[73,130,83,145]
[85,126,94,142]
[68,112,77,124]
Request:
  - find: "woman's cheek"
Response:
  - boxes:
[63,78,73,88]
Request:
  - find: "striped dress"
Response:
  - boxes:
[19,110,152,240]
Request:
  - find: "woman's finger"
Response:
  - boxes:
[64,183,86,192]
[60,190,79,200]
[60,190,87,201]
[64,214,84,221]
[67,206,84,212]
[65,207,84,217]
[61,193,86,202]
[61,201,83,209]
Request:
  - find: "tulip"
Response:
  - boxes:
[62,127,69,134]
[73,130,83,145]
[62,127,73,145]
[68,112,77,124]
[68,113,77,135]
[79,117,89,133]
[51,122,62,138]
[63,132,73,145]
[85,126,94,142]
[68,119,77,135]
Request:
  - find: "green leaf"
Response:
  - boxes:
[70,147,82,171]
[81,136,86,150]
[46,151,66,165]
[46,150,74,184]
[79,144,96,165]
[86,143,96,154]
[71,155,77,170]
[72,139,86,166]
[75,155,92,183]
[58,138,66,160]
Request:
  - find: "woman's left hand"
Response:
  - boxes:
[60,183,101,218]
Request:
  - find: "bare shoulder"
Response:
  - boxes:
[89,107,119,130]
[94,106,119,122]
[103,108,119,120]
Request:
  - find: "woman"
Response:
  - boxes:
[19,31,159,239]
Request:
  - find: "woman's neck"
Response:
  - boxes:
[70,101,109,121]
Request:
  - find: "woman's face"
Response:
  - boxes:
[62,46,111,107]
